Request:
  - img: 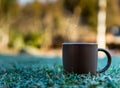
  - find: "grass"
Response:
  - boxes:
[0,54,120,88]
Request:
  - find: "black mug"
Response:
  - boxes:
[62,43,112,75]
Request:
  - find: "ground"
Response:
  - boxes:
[0,54,120,87]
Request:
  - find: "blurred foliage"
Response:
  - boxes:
[8,30,24,49]
[63,0,97,27]
[63,0,80,13]
[80,0,97,27]
[52,34,65,48]
[24,33,42,48]
[0,0,19,18]
[0,0,99,49]
[106,0,120,27]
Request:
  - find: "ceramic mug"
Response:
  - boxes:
[62,43,112,75]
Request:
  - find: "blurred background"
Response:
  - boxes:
[0,0,120,56]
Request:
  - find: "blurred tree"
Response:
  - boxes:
[63,0,97,28]
[107,0,120,27]
[0,0,19,18]
[80,0,97,27]
[63,0,80,13]
[0,0,102,49]
[33,0,42,18]
[0,0,19,48]
[21,1,42,18]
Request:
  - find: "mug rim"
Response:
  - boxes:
[63,42,97,45]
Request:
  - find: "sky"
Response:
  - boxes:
[18,0,57,5]
[18,0,33,5]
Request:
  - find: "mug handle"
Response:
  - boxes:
[97,48,112,73]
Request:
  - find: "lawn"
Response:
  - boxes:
[0,54,120,88]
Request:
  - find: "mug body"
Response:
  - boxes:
[62,43,98,75]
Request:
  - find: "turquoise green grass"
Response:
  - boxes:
[0,54,120,88]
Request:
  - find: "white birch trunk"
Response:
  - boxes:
[97,0,107,49]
